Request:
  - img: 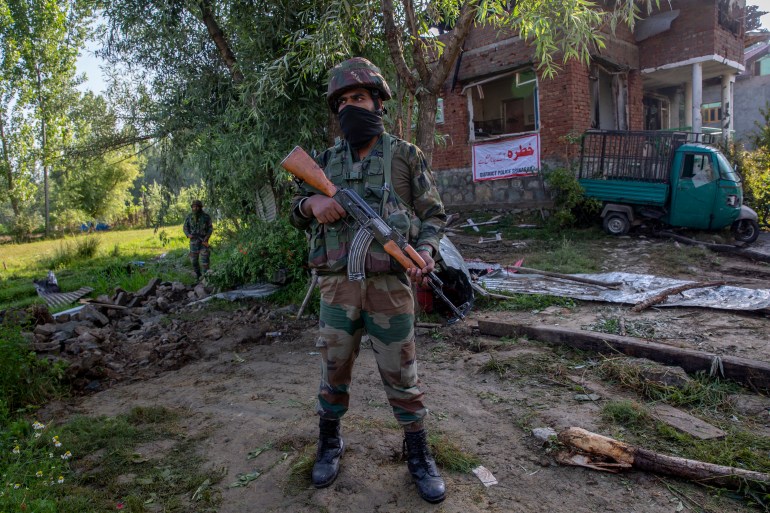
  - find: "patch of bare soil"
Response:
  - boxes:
[40,232,770,512]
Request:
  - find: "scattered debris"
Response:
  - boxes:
[531,427,558,443]
[21,277,289,394]
[478,233,502,244]
[556,427,770,490]
[631,281,727,312]
[459,216,500,231]
[650,404,726,440]
[34,270,94,309]
[471,465,498,487]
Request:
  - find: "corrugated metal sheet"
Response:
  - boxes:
[255,184,277,222]
[36,287,94,308]
[475,269,770,311]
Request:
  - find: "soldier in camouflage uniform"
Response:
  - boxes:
[183,200,213,280]
[289,57,447,503]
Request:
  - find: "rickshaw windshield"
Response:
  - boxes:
[716,151,740,182]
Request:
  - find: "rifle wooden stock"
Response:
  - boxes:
[282,146,427,273]
[281,146,338,197]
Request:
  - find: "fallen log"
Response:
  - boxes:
[655,231,770,264]
[631,281,726,312]
[557,427,770,490]
[477,320,770,391]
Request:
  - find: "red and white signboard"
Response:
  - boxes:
[472,134,540,181]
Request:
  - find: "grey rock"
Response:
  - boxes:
[531,427,558,443]
[136,277,161,298]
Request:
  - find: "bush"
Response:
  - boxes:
[543,166,601,229]
[207,218,307,290]
[742,148,770,227]
[42,236,102,269]
[10,213,42,243]
[0,324,66,413]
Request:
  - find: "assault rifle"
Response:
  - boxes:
[281,146,471,324]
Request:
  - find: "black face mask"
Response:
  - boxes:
[338,105,384,149]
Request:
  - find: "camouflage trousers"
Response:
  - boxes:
[189,239,210,276]
[316,273,426,426]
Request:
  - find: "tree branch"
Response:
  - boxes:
[402,0,429,81]
[426,0,479,92]
[382,0,418,95]
[197,0,243,83]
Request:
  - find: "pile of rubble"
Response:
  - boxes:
[24,277,217,392]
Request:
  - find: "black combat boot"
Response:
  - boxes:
[403,429,446,503]
[311,418,344,488]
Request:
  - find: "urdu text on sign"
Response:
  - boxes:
[472,134,541,182]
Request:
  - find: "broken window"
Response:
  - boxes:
[466,69,538,139]
[718,0,743,36]
[590,65,628,130]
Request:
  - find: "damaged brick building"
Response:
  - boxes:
[431,0,746,210]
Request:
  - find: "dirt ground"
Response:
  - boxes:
[56,231,770,512]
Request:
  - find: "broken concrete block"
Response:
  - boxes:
[194,283,208,299]
[33,323,58,337]
[136,277,161,298]
[114,292,129,306]
[79,305,109,327]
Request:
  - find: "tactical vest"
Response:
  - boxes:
[307,134,417,274]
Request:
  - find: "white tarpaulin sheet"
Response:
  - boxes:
[472,134,540,181]
[473,267,770,311]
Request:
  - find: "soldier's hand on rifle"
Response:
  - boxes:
[407,250,435,286]
[303,195,347,224]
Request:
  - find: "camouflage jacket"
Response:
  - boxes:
[183,211,213,241]
[289,134,446,274]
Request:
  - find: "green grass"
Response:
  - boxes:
[0,406,224,513]
[429,432,481,473]
[597,358,741,412]
[476,293,576,312]
[0,227,209,311]
[601,400,650,427]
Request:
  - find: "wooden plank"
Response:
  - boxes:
[651,404,726,440]
[477,321,770,391]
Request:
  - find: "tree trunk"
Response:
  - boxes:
[36,64,50,237]
[0,112,20,217]
[197,0,243,83]
[415,91,437,164]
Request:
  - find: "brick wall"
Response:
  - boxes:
[640,0,744,69]
[429,2,740,209]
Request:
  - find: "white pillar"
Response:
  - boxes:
[684,82,693,128]
[692,62,703,134]
[721,73,735,140]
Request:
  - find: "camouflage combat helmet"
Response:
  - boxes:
[191,200,203,208]
[326,57,392,112]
